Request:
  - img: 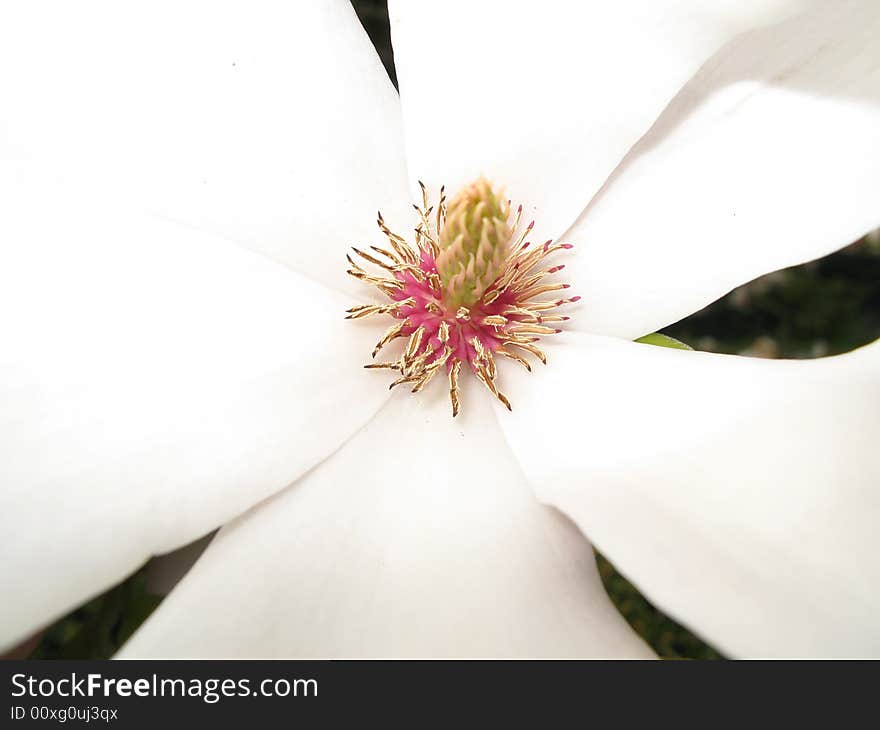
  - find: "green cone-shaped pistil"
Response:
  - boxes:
[436,178,512,309]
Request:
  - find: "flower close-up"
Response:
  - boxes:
[347,177,578,416]
[2,0,880,660]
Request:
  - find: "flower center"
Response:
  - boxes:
[346,178,577,417]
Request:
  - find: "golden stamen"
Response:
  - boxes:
[504,340,548,365]
[449,360,462,418]
[372,321,407,358]
[495,347,532,371]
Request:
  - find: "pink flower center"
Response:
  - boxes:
[346,179,578,417]
[391,248,573,373]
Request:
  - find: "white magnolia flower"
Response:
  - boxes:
[1,0,879,658]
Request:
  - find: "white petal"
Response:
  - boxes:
[496,333,880,657]
[0,0,410,295]
[120,389,651,658]
[390,0,800,239]
[0,186,389,651]
[567,3,880,339]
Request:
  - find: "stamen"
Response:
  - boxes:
[496,347,532,372]
[346,178,574,417]
[372,321,407,358]
[449,361,462,418]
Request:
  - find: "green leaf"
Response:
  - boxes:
[635,332,693,350]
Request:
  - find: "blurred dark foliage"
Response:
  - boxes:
[352,0,396,86]
[596,555,722,659]
[26,1,880,662]
[29,569,160,660]
[665,239,880,359]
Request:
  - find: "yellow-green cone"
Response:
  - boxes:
[436,178,512,309]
